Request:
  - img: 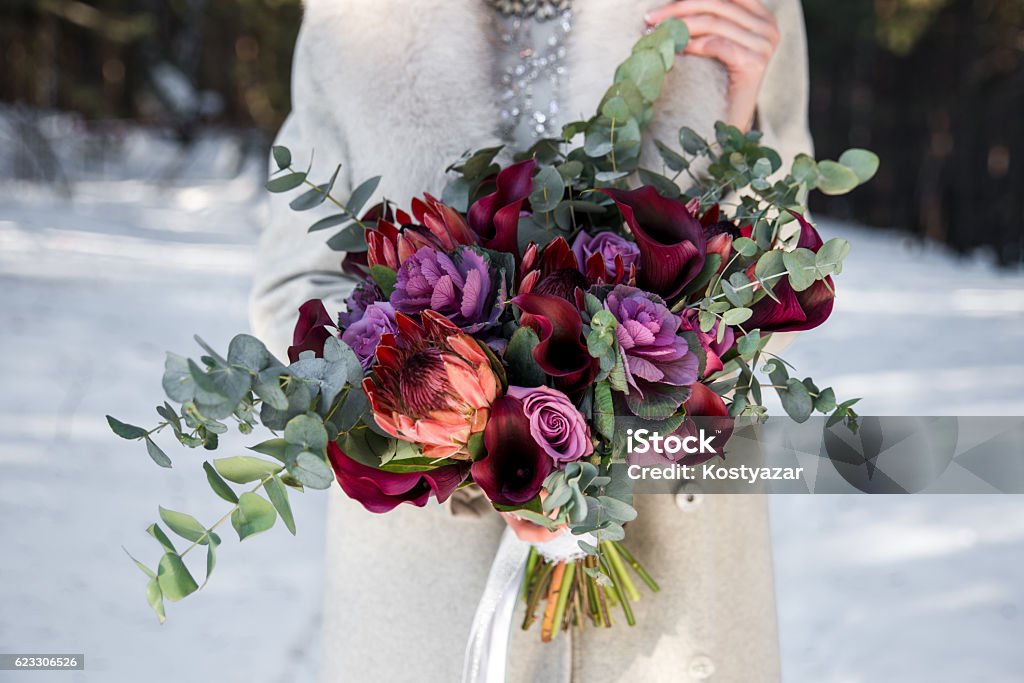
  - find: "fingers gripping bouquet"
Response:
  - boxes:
[110,19,874,634]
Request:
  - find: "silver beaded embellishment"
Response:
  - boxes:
[489,0,572,21]
[494,9,573,146]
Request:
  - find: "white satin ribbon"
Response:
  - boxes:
[462,528,596,683]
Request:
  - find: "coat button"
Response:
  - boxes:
[688,654,716,679]
[675,482,703,511]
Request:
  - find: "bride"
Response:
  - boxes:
[251,0,812,680]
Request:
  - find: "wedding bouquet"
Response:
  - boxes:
[111,19,873,636]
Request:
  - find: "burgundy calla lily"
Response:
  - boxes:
[601,187,707,298]
[288,299,338,362]
[468,159,536,258]
[328,442,468,513]
[746,213,835,333]
[470,395,553,507]
[512,293,599,394]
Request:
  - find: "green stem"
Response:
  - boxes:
[604,541,640,603]
[611,541,660,593]
[179,472,277,559]
[521,547,539,603]
[549,560,576,641]
[599,548,635,626]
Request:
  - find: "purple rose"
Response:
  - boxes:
[507,385,593,464]
[341,302,397,370]
[391,246,504,332]
[571,231,640,276]
[339,281,383,329]
[605,285,699,417]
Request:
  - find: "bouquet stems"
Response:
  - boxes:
[521,540,656,640]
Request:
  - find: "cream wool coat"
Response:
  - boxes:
[250,1,813,681]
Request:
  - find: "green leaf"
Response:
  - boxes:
[838,148,879,184]
[326,224,368,252]
[370,265,398,298]
[157,552,199,602]
[249,437,288,461]
[145,577,166,623]
[144,436,172,468]
[203,535,219,588]
[653,139,688,172]
[529,166,564,213]
[123,546,156,579]
[614,49,665,102]
[814,386,837,414]
[288,451,334,490]
[146,523,177,554]
[308,213,349,234]
[816,160,860,196]
[231,492,277,541]
[227,334,274,373]
[107,415,147,440]
[791,154,818,187]
[594,381,615,441]
[721,308,753,326]
[264,477,296,535]
[271,146,292,170]
[505,326,545,387]
[347,175,382,217]
[783,248,817,292]
[778,378,814,422]
[284,414,329,452]
[162,353,195,402]
[203,461,239,503]
[159,507,209,545]
[265,172,306,193]
[679,127,708,155]
[732,236,759,257]
[214,456,282,484]
[289,165,340,211]
[816,238,851,275]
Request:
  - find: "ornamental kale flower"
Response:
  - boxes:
[391,246,505,333]
[338,280,383,329]
[363,311,500,460]
[571,231,639,284]
[341,302,397,370]
[605,285,699,417]
[507,385,593,464]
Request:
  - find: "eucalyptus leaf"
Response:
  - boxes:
[264,476,296,535]
[838,148,879,184]
[231,492,277,541]
[158,507,209,545]
[107,415,147,440]
[213,456,282,484]
[157,552,198,602]
[203,461,239,503]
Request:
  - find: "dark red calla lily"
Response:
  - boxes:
[468,159,536,258]
[288,299,338,362]
[601,187,707,298]
[328,441,469,513]
[746,212,835,333]
[676,382,733,465]
[470,395,553,507]
[512,293,598,394]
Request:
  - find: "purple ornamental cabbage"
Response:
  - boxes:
[391,246,504,333]
[605,284,699,417]
[340,302,397,370]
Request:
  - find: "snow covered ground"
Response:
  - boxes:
[0,143,1022,682]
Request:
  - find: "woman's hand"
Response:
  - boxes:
[645,0,780,131]
[500,511,565,544]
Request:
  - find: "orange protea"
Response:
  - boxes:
[363,310,500,460]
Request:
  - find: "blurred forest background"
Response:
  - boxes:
[1,0,1022,263]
